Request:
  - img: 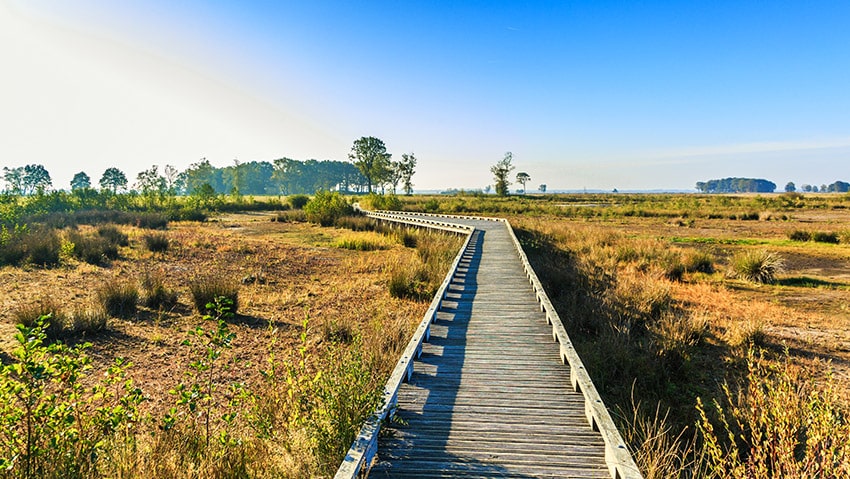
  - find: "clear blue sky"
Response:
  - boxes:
[2,1,849,191]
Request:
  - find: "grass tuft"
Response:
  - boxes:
[141,271,179,310]
[189,276,239,315]
[143,233,170,253]
[97,280,139,318]
[731,250,785,284]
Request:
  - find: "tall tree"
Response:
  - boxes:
[71,172,91,190]
[539,184,547,193]
[785,182,796,193]
[2,166,23,194]
[398,153,417,195]
[491,152,515,196]
[349,136,391,193]
[516,172,531,193]
[136,165,167,207]
[99,167,128,193]
[163,165,181,194]
[22,164,52,195]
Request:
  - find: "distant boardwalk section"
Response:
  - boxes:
[336,211,642,479]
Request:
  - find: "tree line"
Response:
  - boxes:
[697,177,850,194]
[2,137,418,198]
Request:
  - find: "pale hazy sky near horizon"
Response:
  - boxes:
[2,1,849,192]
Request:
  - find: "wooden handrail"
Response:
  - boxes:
[334,212,474,478]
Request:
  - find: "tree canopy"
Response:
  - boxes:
[349,136,391,193]
[2,164,52,195]
[100,167,128,193]
[516,172,531,193]
[491,152,515,196]
[71,172,91,190]
[695,178,776,193]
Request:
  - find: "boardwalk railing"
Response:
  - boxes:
[334,212,474,478]
[336,210,642,479]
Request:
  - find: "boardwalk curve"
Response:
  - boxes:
[336,211,641,479]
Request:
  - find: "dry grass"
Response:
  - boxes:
[0,212,454,478]
[514,212,850,477]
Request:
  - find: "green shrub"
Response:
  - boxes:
[189,276,239,315]
[698,351,850,478]
[97,224,129,246]
[288,194,310,209]
[0,317,142,478]
[143,233,170,253]
[304,191,354,226]
[366,193,403,211]
[812,231,839,244]
[98,280,139,318]
[732,250,784,284]
[788,230,811,241]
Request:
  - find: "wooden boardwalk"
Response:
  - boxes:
[336,213,641,479]
[372,217,609,478]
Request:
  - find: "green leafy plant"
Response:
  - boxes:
[304,191,353,226]
[164,297,238,452]
[0,316,142,478]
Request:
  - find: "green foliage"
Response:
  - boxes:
[696,177,776,193]
[698,350,850,478]
[732,250,785,284]
[349,136,392,193]
[364,193,402,211]
[288,194,310,209]
[0,317,142,478]
[164,298,238,453]
[304,191,353,226]
[189,276,239,315]
[491,151,515,196]
[99,167,128,193]
[97,280,139,319]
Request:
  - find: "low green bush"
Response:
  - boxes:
[304,191,353,226]
[288,194,310,209]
